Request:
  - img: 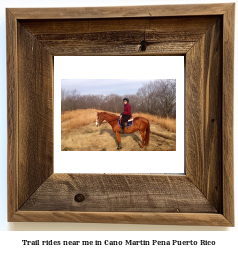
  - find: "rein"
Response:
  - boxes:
[107,119,119,123]
[98,113,119,124]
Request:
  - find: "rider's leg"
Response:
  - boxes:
[120,115,131,134]
[120,121,125,134]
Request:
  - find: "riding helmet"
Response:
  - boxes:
[123,97,129,103]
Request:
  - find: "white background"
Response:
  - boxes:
[54,56,184,173]
[0,0,237,252]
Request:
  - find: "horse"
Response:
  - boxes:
[96,111,150,150]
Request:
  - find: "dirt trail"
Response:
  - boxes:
[61,119,176,151]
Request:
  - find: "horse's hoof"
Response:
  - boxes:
[117,147,122,150]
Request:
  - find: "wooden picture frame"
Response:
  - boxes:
[7,3,234,226]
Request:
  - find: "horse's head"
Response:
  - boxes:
[96,112,103,127]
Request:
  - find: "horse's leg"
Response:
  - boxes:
[140,130,145,148]
[116,131,122,150]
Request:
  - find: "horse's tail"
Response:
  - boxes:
[145,120,150,146]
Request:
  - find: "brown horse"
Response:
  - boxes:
[96,112,150,150]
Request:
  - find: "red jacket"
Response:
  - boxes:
[123,103,131,116]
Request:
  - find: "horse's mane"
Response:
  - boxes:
[101,112,119,118]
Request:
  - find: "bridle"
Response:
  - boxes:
[96,112,119,126]
[107,119,119,123]
[96,113,102,126]
[96,113,100,126]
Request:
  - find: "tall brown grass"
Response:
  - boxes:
[61,109,176,133]
[133,112,176,133]
[61,109,97,130]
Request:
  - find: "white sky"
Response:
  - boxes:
[61,79,156,95]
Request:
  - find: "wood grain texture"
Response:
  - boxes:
[18,23,54,208]
[222,4,235,226]
[186,18,223,212]
[20,174,217,213]
[20,16,218,34]
[7,9,18,221]
[38,41,193,56]
[11,211,232,226]
[8,4,233,19]
[6,5,234,225]
[19,17,218,56]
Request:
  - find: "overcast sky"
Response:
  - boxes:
[61,79,155,96]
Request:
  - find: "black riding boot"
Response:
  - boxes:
[120,122,125,134]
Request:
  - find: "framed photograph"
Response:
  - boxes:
[54,56,184,174]
[7,3,234,225]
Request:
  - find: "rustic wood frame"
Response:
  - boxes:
[7,4,234,226]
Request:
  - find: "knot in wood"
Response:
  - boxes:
[140,40,147,51]
[74,193,85,202]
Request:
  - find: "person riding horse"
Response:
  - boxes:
[119,97,131,134]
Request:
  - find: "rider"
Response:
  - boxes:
[119,97,131,134]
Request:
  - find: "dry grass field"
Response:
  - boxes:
[61,109,176,151]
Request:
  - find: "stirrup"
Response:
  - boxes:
[120,129,125,134]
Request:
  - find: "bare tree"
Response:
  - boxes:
[61,79,176,118]
[136,79,176,117]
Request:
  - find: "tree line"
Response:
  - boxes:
[61,79,176,118]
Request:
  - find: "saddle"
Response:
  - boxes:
[125,116,133,126]
[119,116,133,127]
